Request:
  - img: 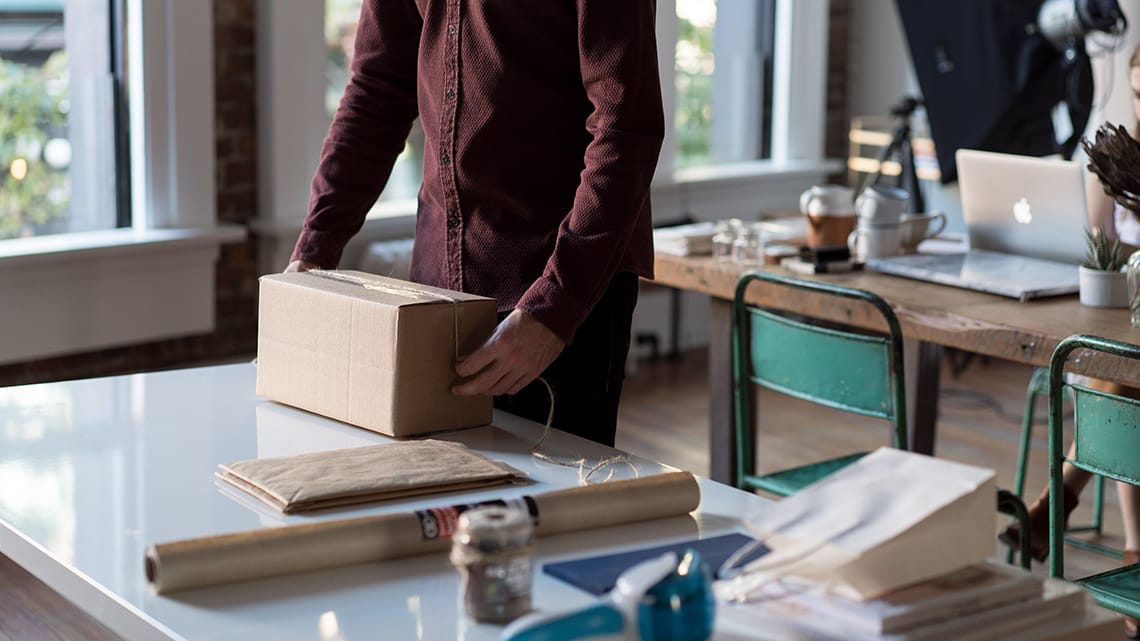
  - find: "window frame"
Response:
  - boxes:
[0,0,244,366]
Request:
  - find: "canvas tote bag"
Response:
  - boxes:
[727,448,996,601]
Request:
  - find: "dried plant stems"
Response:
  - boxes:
[1081,123,1140,214]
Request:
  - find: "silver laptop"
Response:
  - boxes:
[867,149,1086,301]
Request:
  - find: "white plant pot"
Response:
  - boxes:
[1078,266,1130,308]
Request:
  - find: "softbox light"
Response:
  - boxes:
[895,0,1077,183]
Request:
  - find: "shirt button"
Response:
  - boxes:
[446,89,455,100]
[441,153,451,166]
[448,24,456,35]
[448,214,460,228]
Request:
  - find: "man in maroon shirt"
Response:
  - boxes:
[287,0,664,446]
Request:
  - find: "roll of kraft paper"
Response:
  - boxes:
[146,471,700,594]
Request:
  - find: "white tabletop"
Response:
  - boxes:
[0,363,769,641]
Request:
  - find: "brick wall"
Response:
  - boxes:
[0,0,259,387]
[826,0,850,177]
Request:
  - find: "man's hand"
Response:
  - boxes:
[452,309,565,397]
[285,259,319,273]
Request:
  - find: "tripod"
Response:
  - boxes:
[862,95,926,215]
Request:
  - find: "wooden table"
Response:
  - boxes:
[653,253,1140,485]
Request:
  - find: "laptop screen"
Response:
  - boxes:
[955,149,1087,265]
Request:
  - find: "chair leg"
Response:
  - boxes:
[1094,475,1105,535]
[1008,369,1045,565]
[1015,368,1048,500]
[998,489,1032,570]
[1065,476,1123,559]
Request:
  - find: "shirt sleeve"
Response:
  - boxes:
[515,0,665,343]
[290,0,422,269]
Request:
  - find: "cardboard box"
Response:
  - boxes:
[256,270,497,437]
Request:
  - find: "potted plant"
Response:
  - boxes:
[1079,226,1130,307]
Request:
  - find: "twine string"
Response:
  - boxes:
[529,377,639,485]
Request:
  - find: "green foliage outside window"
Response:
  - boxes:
[0,51,69,240]
[675,14,714,168]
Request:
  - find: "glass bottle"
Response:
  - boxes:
[1127,248,1140,328]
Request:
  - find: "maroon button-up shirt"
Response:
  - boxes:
[291,0,664,343]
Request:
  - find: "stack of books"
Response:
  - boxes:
[717,561,1088,641]
[653,221,718,256]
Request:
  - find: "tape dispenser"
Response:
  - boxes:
[501,549,715,641]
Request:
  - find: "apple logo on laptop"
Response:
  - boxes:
[1013,197,1033,224]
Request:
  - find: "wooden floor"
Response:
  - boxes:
[0,348,1128,639]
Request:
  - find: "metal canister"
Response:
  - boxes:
[449,505,535,623]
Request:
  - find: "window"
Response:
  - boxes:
[257,0,834,254]
[0,0,240,365]
[675,0,776,168]
[325,0,422,204]
[318,0,778,181]
[0,0,124,241]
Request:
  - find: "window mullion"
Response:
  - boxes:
[127,0,215,230]
[63,0,115,233]
[771,0,829,163]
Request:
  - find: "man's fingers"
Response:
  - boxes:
[452,360,509,396]
[455,341,498,378]
[284,259,318,273]
[491,370,532,397]
[505,372,538,396]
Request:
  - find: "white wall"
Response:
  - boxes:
[847,0,1140,233]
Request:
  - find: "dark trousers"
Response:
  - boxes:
[493,272,639,447]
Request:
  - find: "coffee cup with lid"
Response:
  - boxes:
[800,185,856,250]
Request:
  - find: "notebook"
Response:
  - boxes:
[868,149,1086,300]
[542,532,765,596]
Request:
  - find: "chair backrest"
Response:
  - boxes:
[731,271,909,479]
[1047,334,1140,578]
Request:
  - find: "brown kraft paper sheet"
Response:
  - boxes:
[217,440,526,513]
[146,471,700,594]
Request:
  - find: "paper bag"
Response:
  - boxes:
[733,448,995,601]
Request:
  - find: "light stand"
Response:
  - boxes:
[863,96,926,215]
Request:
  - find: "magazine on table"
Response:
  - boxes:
[759,562,1041,635]
[716,571,1085,641]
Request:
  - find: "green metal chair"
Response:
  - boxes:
[731,270,909,496]
[1012,367,1114,561]
[1046,335,1140,619]
[732,270,1033,570]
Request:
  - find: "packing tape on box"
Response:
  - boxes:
[307,269,465,357]
[145,470,700,594]
[308,269,461,302]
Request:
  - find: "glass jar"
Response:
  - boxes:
[711,220,736,262]
[450,505,535,623]
[1127,248,1140,328]
[732,223,766,266]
